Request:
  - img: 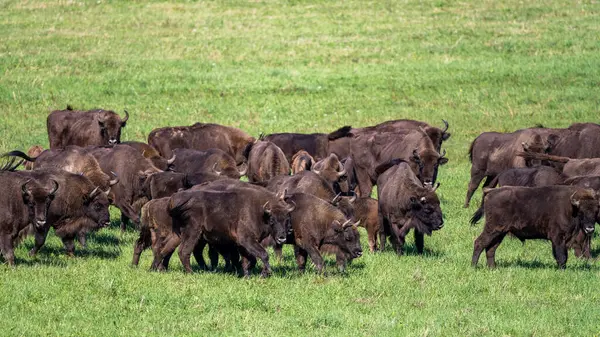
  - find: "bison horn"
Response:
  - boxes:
[439,149,446,159]
[441,119,449,133]
[167,155,176,165]
[285,200,296,213]
[280,189,288,200]
[49,180,59,196]
[331,193,342,204]
[336,168,347,178]
[570,191,580,207]
[312,168,321,175]
[122,110,129,123]
[21,179,32,195]
[109,171,119,186]
[342,219,353,228]
[212,163,222,176]
[432,182,440,192]
[349,192,357,203]
[104,187,111,196]
[237,163,248,176]
[263,201,271,214]
[89,186,101,199]
[353,220,361,228]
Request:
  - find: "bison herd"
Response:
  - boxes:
[0,105,598,274]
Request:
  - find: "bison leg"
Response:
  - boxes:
[354,167,373,198]
[551,240,568,269]
[0,235,15,266]
[153,234,180,271]
[464,170,487,208]
[178,230,203,273]
[472,230,504,268]
[273,243,284,261]
[120,214,129,232]
[294,246,308,272]
[132,227,152,266]
[414,230,424,255]
[378,213,388,252]
[238,239,271,278]
[208,244,219,271]
[571,231,592,259]
[29,227,50,257]
[304,245,325,274]
[485,234,506,268]
[77,232,87,248]
[192,240,209,271]
[61,237,76,257]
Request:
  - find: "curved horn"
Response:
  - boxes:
[280,189,288,200]
[331,193,342,204]
[89,186,101,199]
[570,191,580,206]
[312,167,321,175]
[122,110,129,123]
[49,180,59,196]
[285,200,296,213]
[439,149,446,159]
[432,182,440,192]
[441,119,449,133]
[263,201,271,214]
[336,167,347,177]
[104,187,111,196]
[349,192,357,203]
[21,179,32,194]
[342,219,353,228]
[167,155,176,165]
[109,171,119,186]
[237,163,248,176]
[212,163,222,176]
[353,220,361,228]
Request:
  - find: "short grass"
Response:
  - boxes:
[1,0,600,335]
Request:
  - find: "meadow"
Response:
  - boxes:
[1,0,599,335]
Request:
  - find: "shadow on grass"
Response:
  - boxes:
[376,242,445,258]
[478,257,599,270]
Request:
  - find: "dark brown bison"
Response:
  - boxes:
[328,120,451,160]
[263,126,352,162]
[6,146,117,192]
[291,150,314,174]
[534,126,600,159]
[281,192,362,273]
[147,123,254,165]
[376,159,444,255]
[562,175,600,259]
[24,145,44,170]
[121,141,176,171]
[351,129,448,197]
[170,148,246,179]
[465,129,550,208]
[18,169,111,257]
[312,153,349,194]
[244,139,290,183]
[518,150,600,179]
[87,144,163,230]
[471,186,599,269]
[47,106,129,149]
[166,188,295,276]
[0,167,58,265]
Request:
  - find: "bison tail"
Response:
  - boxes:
[470,206,485,226]
[0,151,28,171]
[4,150,37,162]
[374,158,407,177]
[328,126,353,140]
[468,138,475,163]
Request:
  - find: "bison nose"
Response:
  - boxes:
[108,139,117,145]
[35,219,46,227]
[276,236,286,244]
[585,226,595,234]
[355,250,363,258]
[424,180,432,187]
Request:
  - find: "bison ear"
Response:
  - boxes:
[438,157,449,165]
[332,220,343,232]
[442,132,451,141]
[411,149,420,163]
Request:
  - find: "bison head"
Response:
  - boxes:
[264,193,296,244]
[291,150,314,174]
[22,179,58,229]
[313,154,349,194]
[411,148,448,186]
[331,192,357,220]
[83,186,111,228]
[98,110,128,146]
[570,189,599,235]
[332,219,363,259]
[409,188,444,236]
[422,120,451,151]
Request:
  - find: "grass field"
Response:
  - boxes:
[1,0,600,335]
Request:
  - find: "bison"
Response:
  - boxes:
[47,106,129,149]
[376,159,444,255]
[121,141,176,171]
[170,148,246,179]
[291,150,314,174]
[335,194,379,252]
[312,153,349,194]
[471,186,599,269]
[518,150,600,179]
[244,139,290,183]
[263,126,352,162]
[148,123,254,165]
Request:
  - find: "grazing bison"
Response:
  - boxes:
[465,129,549,208]
[335,195,379,252]
[328,119,451,159]
[6,146,117,192]
[471,186,599,269]
[291,150,314,174]
[24,145,44,170]
[18,169,111,257]
[121,141,176,171]
[351,129,448,196]
[166,188,295,276]
[148,123,254,165]
[47,106,129,149]
[312,153,349,194]
[88,144,163,230]
[244,139,290,183]
[376,159,444,255]
[170,148,246,179]
[518,150,600,179]
[0,167,58,265]
[263,126,352,162]
[280,192,362,273]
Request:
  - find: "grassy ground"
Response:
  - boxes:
[1,0,600,335]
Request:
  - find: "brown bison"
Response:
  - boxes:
[148,123,254,165]
[471,186,599,269]
[351,129,448,197]
[291,150,314,174]
[263,126,352,162]
[47,106,129,149]
[376,159,444,255]
[465,129,549,208]
[170,148,246,179]
[0,165,58,265]
[121,141,176,171]
[312,153,349,194]
[335,195,379,252]
[281,192,362,273]
[518,150,600,179]
[244,139,290,183]
[24,145,44,170]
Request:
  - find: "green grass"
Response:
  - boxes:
[1,0,600,335]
